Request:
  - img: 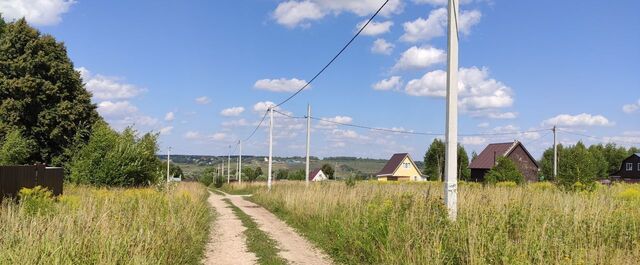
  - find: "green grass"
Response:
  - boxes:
[0,182,212,264]
[210,189,226,196]
[249,181,640,265]
[222,198,287,265]
[220,182,264,195]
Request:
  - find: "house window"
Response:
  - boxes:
[627,163,633,171]
[403,162,410,168]
[638,163,640,171]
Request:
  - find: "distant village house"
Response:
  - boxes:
[308,169,328,181]
[376,153,426,181]
[611,153,640,183]
[469,141,539,182]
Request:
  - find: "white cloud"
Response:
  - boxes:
[210,132,227,141]
[220,107,245,117]
[400,8,481,43]
[393,46,446,70]
[373,76,403,91]
[195,96,211,105]
[254,78,307,92]
[159,126,173,135]
[97,101,137,117]
[272,0,403,28]
[0,0,75,26]
[460,136,486,145]
[405,67,514,111]
[77,67,143,100]
[412,0,477,6]
[331,129,360,139]
[253,101,276,113]
[222,119,250,127]
[477,122,489,128]
[164,112,175,121]
[485,112,518,119]
[184,131,201,140]
[357,20,393,36]
[542,113,613,127]
[622,99,640,114]
[371,38,394,55]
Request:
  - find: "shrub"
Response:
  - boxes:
[529,181,556,191]
[197,167,215,187]
[496,181,517,188]
[345,175,357,188]
[19,186,55,216]
[484,156,525,185]
[0,130,35,165]
[213,175,224,188]
[69,121,161,186]
[616,188,640,202]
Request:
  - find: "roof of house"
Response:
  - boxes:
[308,168,323,180]
[377,153,421,176]
[469,141,539,169]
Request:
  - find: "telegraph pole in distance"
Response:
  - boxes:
[227,145,231,184]
[444,0,459,221]
[553,126,557,179]
[305,104,311,185]
[239,140,243,184]
[167,147,171,183]
[268,107,274,190]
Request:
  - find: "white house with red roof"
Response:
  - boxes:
[309,168,328,181]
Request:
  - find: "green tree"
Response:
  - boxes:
[484,156,525,184]
[255,167,263,179]
[197,167,216,187]
[321,164,335,179]
[423,139,470,181]
[588,144,609,179]
[69,122,160,186]
[602,143,632,174]
[243,167,256,181]
[557,141,598,191]
[276,168,289,180]
[0,130,35,165]
[539,144,563,181]
[160,162,183,180]
[0,18,100,166]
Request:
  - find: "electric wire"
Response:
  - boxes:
[557,129,640,145]
[274,0,390,108]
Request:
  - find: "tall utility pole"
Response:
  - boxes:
[305,104,311,185]
[444,0,459,221]
[227,145,231,184]
[166,147,171,182]
[553,126,557,179]
[268,107,274,190]
[239,140,243,184]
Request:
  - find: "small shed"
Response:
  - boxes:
[376,153,426,181]
[469,140,539,182]
[309,169,328,181]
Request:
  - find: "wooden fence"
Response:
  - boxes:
[0,165,63,198]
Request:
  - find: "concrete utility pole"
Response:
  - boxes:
[268,107,274,190]
[227,145,231,184]
[305,104,311,185]
[239,140,243,184]
[167,147,171,183]
[444,0,459,221]
[553,126,557,179]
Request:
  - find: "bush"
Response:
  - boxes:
[197,167,215,187]
[69,122,161,186]
[616,188,640,202]
[213,175,224,188]
[345,175,357,188]
[496,181,517,188]
[484,156,525,185]
[0,130,35,165]
[19,186,55,216]
[529,181,556,191]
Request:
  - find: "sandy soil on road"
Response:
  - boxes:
[227,195,333,265]
[202,192,257,265]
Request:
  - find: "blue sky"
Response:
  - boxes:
[2,0,639,159]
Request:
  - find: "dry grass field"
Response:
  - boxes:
[241,181,640,265]
[0,182,211,264]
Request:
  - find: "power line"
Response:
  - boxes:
[242,110,269,142]
[274,0,391,108]
[557,128,640,145]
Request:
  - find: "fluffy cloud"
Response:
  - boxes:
[253,101,276,113]
[357,20,393,36]
[195,96,211,105]
[210,132,227,141]
[184,131,201,140]
[159,126,174,135]
[77,67,144,100]
[164,112,175,121]
[622,98,640,114]
[412,0,476,6]
[542,113,613,127]
[371,38,394,55]
[272,0,403,28]
[373,76,403,91]
[400,8,481,42]
[393,46,446,70]
[405,67,514,112]
[460,136,486,145]
[254,78,307,92]
[97,101,137,117]
[222,119,250,127]
[0,0,75,26]
[220,107,245,117]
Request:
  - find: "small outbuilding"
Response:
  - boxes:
[610,153,640,182]
[376,153,426,181]
[469,140,539,182]
[309,169,328,181]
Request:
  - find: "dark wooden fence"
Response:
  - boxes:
[0,165,63,198]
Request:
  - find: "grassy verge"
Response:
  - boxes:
[249,181,640,264]
[222,198,287,265]
[210,189,226,196]
[220,182,265,195]
[0,182,212,264]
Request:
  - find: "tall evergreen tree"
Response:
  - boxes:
[0,18,99,165]
[423,139,470,181]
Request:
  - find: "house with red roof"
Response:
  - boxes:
[469,140,539,182]
[376,153,426,181]
[308,168,328,181]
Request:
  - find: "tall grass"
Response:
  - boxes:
[219,182,265,195]
[0,182,211,264]
[249,181,640,264]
